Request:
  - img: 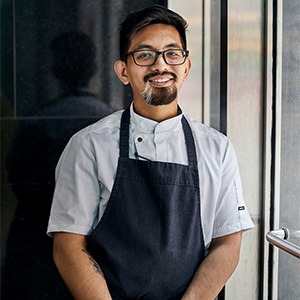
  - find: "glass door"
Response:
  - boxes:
[277,0,300,298]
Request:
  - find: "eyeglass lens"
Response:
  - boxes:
[133,49,186,66]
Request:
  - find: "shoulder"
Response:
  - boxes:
[184,114,229,147]
[59,110,123,157]
[183,114,238,169]
[72,109,123,141]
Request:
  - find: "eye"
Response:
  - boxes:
[136,51,154,60]
[165,50,182,58]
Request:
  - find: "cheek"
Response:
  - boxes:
[127,71,146,91]
[175,71,187,85]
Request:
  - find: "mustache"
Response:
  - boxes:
[143,71,177,83]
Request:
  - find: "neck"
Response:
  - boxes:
[133,99,179,122]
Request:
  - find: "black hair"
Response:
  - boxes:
[51,30,97,88]
[119,5,188,60]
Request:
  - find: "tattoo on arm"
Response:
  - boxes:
[82,249,104,277]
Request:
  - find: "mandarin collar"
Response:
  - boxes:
[129,103,183,133]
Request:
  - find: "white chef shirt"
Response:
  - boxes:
[47,104,254,249]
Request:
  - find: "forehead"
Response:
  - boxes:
[129,24,183,51]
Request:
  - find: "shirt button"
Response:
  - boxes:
[137,137,143,142]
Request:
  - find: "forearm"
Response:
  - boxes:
[53,232,112,300]
[182,231,242,300]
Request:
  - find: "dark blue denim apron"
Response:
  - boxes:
[88,107,205,299]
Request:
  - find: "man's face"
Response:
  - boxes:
[116,24,191,106]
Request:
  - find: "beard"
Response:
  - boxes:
[141,71,178,106]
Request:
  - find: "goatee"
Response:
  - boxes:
[142,71,178,106]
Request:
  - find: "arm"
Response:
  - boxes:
[53,232,112,300]
[182,230,242,300]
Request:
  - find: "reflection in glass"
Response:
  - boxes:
[2,30,114,300]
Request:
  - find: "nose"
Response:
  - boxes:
[150,53,168,71]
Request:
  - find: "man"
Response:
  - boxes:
[47,5,254,300]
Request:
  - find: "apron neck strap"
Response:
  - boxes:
[120,106,198,166]
[181,116,198,166]
[120,107,130,158]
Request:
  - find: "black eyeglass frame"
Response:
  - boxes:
[123,49,190,66]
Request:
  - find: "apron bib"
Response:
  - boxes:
[88,107,205,299]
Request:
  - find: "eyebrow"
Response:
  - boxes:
[133,43,183,51]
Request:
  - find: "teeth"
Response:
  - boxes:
[152,78,170,83]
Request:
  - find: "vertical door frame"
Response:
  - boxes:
[262,0,282,299]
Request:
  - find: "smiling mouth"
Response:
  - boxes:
[144,71,177,84]
[149,77,173,83]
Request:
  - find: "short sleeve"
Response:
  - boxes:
[47,134,100,236]
[212,140,254,238]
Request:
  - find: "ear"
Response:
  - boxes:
[114,60,129,85]
[183,58,192,80]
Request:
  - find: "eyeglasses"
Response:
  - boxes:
[125,49,189,66]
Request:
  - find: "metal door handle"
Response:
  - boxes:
[266,228,300,259]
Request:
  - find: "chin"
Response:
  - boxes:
[142,86,177,106]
